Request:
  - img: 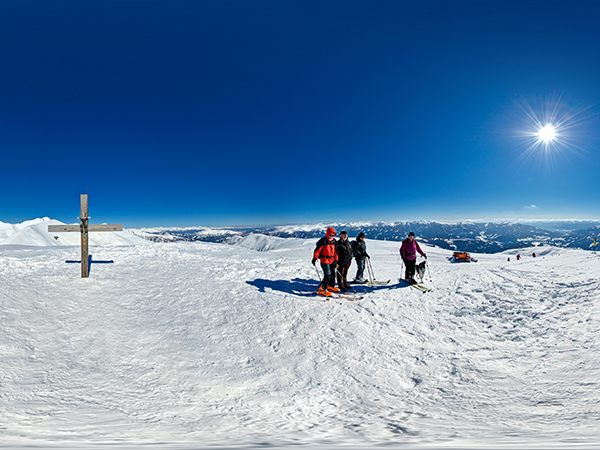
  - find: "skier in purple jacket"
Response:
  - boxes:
[400,232,426,283]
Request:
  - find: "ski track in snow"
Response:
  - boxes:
[0,239,599,449]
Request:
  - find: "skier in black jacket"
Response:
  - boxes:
[335,231,353,292]
[351,232,369,283]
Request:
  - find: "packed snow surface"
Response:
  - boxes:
[1,222,599,449]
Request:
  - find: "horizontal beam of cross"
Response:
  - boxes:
[48,224,123,233]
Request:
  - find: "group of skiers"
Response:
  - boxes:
[507,252,537,262]
[312,227,426,297]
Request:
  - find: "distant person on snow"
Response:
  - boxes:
[517,254,521,260]
[335,231,353,292]
[351,232,369,283]
[312,227,339,297]
[400,232,426,283]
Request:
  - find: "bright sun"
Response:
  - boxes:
[514,93,597,170]
[537,123,557,143]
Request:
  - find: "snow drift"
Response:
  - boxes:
[225,233,311,252]
[0,218,149,247]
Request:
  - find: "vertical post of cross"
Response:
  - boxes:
[80,194,90,278]
[48,195,122,278]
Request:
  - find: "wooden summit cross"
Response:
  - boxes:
[48,194,122,278]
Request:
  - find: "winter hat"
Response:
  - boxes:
[326,227,337,238]
[408,232,415,237]
[358,232,365,239]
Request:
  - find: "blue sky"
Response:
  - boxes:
[2,0,600,227]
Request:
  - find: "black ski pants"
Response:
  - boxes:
[403,258,416,280]
[336,262,351,290]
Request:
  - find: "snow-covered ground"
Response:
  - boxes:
[1,220,599,449]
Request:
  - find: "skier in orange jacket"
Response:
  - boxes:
[312,227,339,297]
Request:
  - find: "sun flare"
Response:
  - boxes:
[514,92,597,169]
[537,124,557,143]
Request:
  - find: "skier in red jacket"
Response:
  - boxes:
[312,227,339,297]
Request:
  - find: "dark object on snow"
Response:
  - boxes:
[415,261,427,281]
[453,251,471,262]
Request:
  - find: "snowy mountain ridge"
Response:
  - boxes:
[129,220,600,253]
[2,218,599,253]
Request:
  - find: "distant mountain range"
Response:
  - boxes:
[129,220,600,253]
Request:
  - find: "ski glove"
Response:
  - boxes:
[311,258,317,266]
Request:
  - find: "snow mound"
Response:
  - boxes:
[0,218,150,247]
[0,218,52,242]
[226,233,308,251]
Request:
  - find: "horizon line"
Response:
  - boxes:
[124,217,600,230]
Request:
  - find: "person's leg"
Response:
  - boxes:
[336,264,349,289]
[403,258,410,280]
[320,262,332,289]
[406,259,416,280]
[342,263,351,290]
[328,263,336,288]
[356,259,365,280]
[336,265,343,288]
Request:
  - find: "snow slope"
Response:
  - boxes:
[1,233,599,449]
[225,233,308,252]
[0,218,149,247]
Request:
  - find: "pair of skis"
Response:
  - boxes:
[320,277,392,301]
[408,282,432,292]
[350,279,391,286]
[320,278,431,299]
[403,278,432,292]
[317,290,365,301]
[360,277,432,292]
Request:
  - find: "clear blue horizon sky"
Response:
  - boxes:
[2,0,600,227]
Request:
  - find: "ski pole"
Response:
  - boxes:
[367,257,376,281]
[423,255,432,282]
[427,258,433,282]
[336,267,357,293]
[399,253,405,281]
[314,263,322,291]
[366,258,375,290]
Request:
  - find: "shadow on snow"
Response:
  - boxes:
[66,254,114,274]
[247,278,411,297]
[246,278,319,297]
